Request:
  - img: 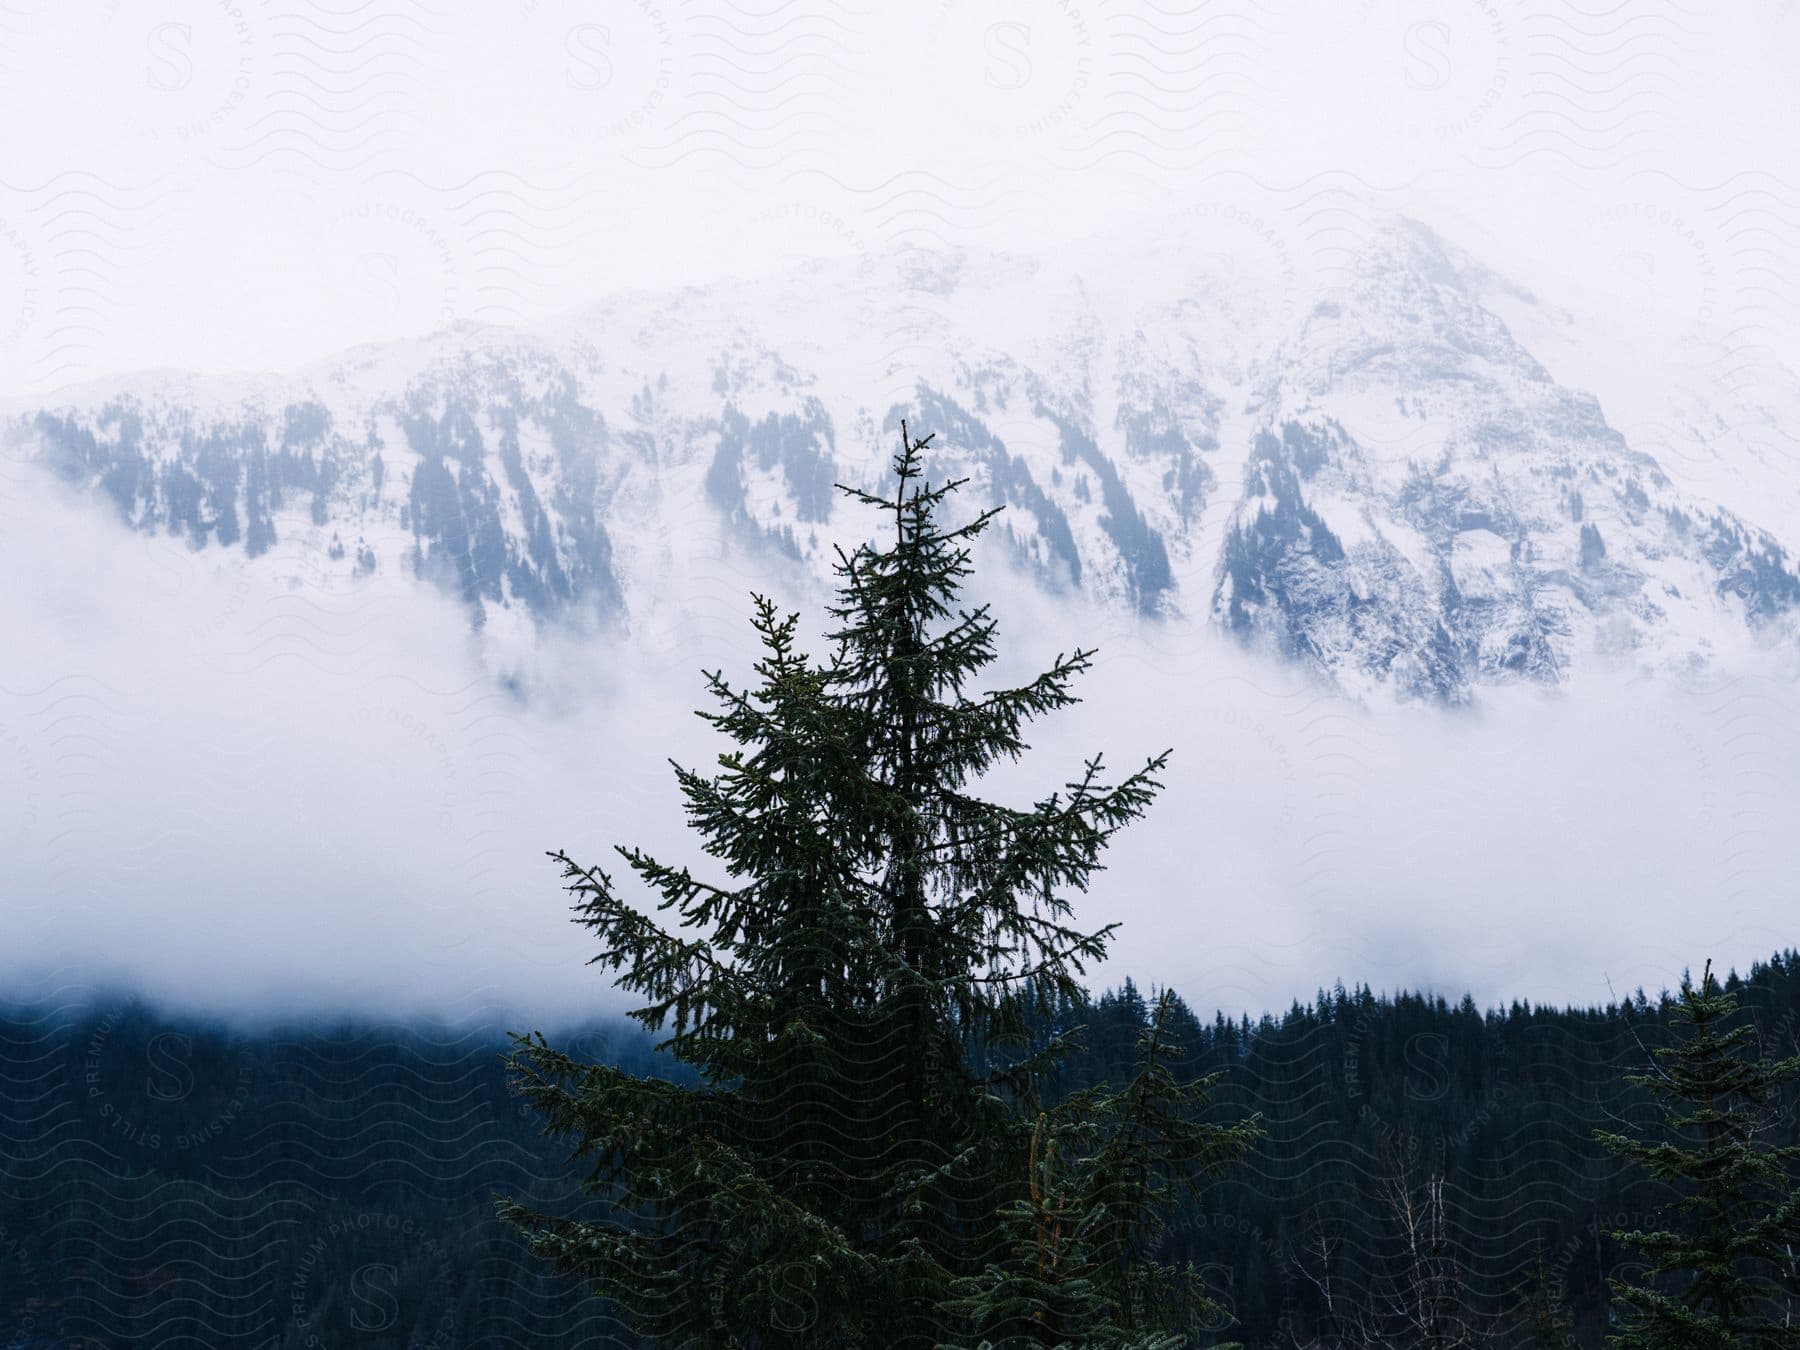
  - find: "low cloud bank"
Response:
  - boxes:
[3,476,1795,1027]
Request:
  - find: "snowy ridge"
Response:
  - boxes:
[7,218,1797,703]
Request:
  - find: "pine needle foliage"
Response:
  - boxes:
[1596,960,1800,1348]
[499,424,1259,1347]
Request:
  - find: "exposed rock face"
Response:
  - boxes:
[10,219,1797,701]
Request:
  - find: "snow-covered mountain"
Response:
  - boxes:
[8,218,1798,703]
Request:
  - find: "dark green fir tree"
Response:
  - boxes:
[1596,959,1800,1348]
[1523,1241,1577,1350]
[499,423,1260,1347]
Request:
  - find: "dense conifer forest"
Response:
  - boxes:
[3,949,1797,1347]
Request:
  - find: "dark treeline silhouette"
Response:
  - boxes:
[3,949,1797,1347]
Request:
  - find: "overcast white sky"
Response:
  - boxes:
[0,0,1796,392]
[3,1,1799,1025]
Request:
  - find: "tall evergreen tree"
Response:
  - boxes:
[499,424,1258,1347]
[1596,959,1800,1347]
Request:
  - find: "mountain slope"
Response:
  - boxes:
[8,218,1797,702]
